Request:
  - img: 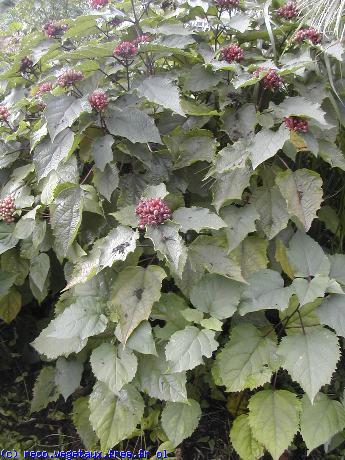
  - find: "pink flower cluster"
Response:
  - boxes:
[89,0,108,8]
[254,67,284,90]
[276,1,298,19]
[20,56,34,72]
[295,28,322,45]
[43,21,68,38]
[37,82,53,96]
[89,90,108,111]
[113,41,138,60]
[108,17,123,27]
[284,116,309,133]
[220,43,244,63]
[215,0,239,7]
[57,69,84,87]
[133,35,152,45]
[0,195,15,224]
[135,198,172,229]
[0,105,10,122]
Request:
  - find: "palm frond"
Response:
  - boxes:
[297,0,345,39]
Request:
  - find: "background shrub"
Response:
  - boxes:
[1,0,345,458]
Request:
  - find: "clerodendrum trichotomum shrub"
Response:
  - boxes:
[1,0,345,458]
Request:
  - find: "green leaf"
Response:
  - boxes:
[220,205,258,252]
[110,265,166,343]
[239,269,293,315]
[72,397,98,450]
[329,254,345,286]
[0,271,16,297]
[319,140,345,171]
[165,326,218,372]
[213,139,249,173]
[221,105,256,141]
[112,205,138,228]
[213,166,252,211]
[190,274,243,320]
[151,292,189,339]
[63,15,98,38]
[90,343,137,395]
[252,186,289,239]
[29,253,50,292]
[181,308,204,323]
[66,226,138,289]
[89,382,144,451]
[92,134,114,172]
[98,226,139,269]
[32,297,108,359]
[227,12,252,32]
[0,222,18,255]
[271,96,328,126]
[14,216,36,240]
[230,414,264,460]
[278,328,340,402]
[0,288,21,323]
[146,222,187,277]
[51,185,83,257]
[317,295,345,337]
[292,276,331,306]
[136,75,185,116]
[276,169,323,231]
[55,357,83,401]
[232,236,268,279]
[200,317,223,331]
[248,125,290,169]
[93,163,119,201]
[180,98,220,116]
[161,399,202,447]
[40,156,79,205]
[137,352,187,402]
[1,248,29,285]
[214,323,277,392]
[142,183,168,200]
[172,131,218,169]
[44,94,90,142]
[300,393,345,451]
[279,297,321,335]
[33,128,74,180]
[173,206,226,233]
[183,64,221,92]
[31,367,59,413]
[286,231,330,278]
[105,107,162,144]
[248,389,301,460]
[125,321,157,356]
[189,236,245,283]
[64,249,101,290]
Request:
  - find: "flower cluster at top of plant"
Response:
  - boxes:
[135,198,172,229]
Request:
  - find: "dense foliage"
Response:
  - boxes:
[1,0,345,458]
